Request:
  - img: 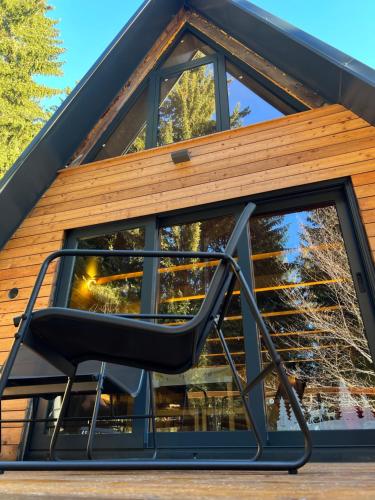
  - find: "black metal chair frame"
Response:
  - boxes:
[0,361,109,458]
[0,203,312,472]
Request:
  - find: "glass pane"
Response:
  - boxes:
[93,86,148,161]
[226,60,284,129]
[69,227,145,314]
[126,126,146,155]
[62,226,145,436]
[44,393,134,437]
[154,214,249,432]
[157,63,216,146]
[162,32,215,69]
[250,205,375,431]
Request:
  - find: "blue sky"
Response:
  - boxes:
[46,0,375,98]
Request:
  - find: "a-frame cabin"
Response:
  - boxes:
[0,0,375,462]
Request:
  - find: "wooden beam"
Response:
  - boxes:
[186,10,327,110]
[68,8,188,166]
[68,8,327,168]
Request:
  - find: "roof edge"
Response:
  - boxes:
[189,0,375,124]
[0,0,183,250]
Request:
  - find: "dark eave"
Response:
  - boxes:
[0,0,182,249]
[1,0,375,250]
[190,0,375,124]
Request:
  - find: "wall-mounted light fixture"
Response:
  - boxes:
[171,149,191,164]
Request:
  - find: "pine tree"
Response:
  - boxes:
[280,206,375,417]
[157,64,251,147]
[0,0,65,177]
[158,65,216,145]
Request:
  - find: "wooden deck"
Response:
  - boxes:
[0,464,374,499]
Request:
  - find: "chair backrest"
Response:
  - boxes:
[18,203,255,377]
[191,202,256,357]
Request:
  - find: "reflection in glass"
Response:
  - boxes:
[154,214,249,432]
[45,393,134,436]
[250,205,375,431]
[226,60,284,129]
[92,86,149,162]
[162,32,215,68]
[61,226,145,436]
[126,126,147,155]
[157,63,216,146]
[69,227,145,314]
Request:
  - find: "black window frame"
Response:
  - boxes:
[85,25,308,164]
[27,179,375,460]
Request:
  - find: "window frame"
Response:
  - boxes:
[146,53,222,148]
[25,179,375,460]
[85,26,308,164]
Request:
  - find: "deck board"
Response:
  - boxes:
[0,464,374,499]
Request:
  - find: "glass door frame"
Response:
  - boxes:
[27,216,158,457]
[27,180,375,458]
[151,202,267,451]
[248,182,375,450]
[145,51,226,148]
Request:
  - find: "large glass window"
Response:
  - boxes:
[30,189,375,458]
[154,214,248,432]
[157,63,216,146]
[47,225,146,438]
[87,30,300,163]
[250,205,375,431]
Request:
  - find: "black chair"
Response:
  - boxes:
[0,202,312,472]
[1,350,144,460]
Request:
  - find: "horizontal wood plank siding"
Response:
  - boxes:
[0,103,374,459]
[352,171,375,260]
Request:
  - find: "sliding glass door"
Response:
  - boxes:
[154,211,249,433]
[28,185,375,457]
[252,201,375,436]
[250,189,375,452]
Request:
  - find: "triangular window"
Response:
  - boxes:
[93,85,148,161]
[226,60,284,129]
[161,32,215,69]
[88,28,302,163]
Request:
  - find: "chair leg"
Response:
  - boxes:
[0,323,28,473]
[49,368,77,461]
[0,320,29,406]
[86,363,106,460]
[232,265,312,468]
[148,371,158,460]
[214,324,263,461]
